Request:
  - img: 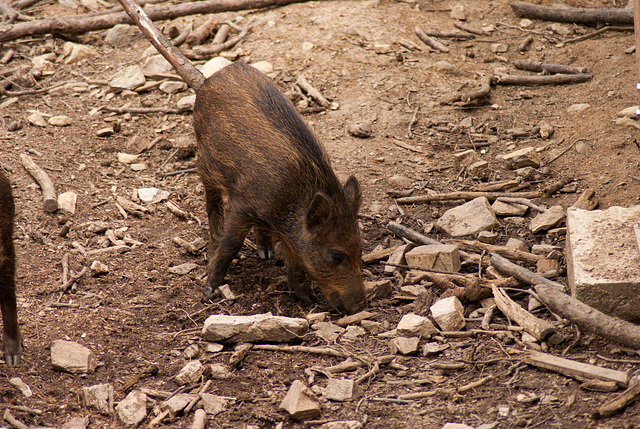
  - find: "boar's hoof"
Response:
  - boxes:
[4,339,21,366]
[202,283,221,301]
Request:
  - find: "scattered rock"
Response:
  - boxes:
[61,416,89,429]
[116,390,147,427]
[405,244,461,272]
[90,260,109,275]
[168,262,198,275]
[105,24,136,46]
[202,313,309,343]
[500,146,541,169]
[422,342,450,356]
[505,237,528,252]
[325,379,361,401]
[9,377,32,398]
[27,112,48,127]
[63,42,99,64]
[530,205,565,233]
[364,279,393,300]
[58,191,78,215]
[388,174,413,188]
[160,81,188,94]
[313,321,345,343]
[400,284,428,297]
[318,421,363,429]
[348,122,373,138]
[450,4,466,20]
[48,116,73,127]
[88,221,109,234]
[51,340,97,373]
[373,43,392,54]
[96,126,115,137]
[250,60,274,74]
[175,360,204,385]
[492,200,528,217]
[392,336,420,355]
[396,313,438,337]
[109,65,146,92]
[202,57,232,78]
[209,363,232,379]
[278,380,321,420]
[361,319,385,334]
[431,296,466,331]
[550,23,572,35]
[477,230,498,244]
[435,197,500,237]
[164,393,199,415]
[567,103,591,114]
[200,393,233,415]
[491,43,508,53]
[83,383,114,415]
[177,94,196,110]
[138,187,170,203]
[143,54,173,75]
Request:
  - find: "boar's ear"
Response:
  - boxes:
[306,192,332,233]
[343,176,362,213]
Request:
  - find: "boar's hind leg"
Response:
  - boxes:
[203,210,251,299]
[0,290,20,366]
[204,187,225,258]
[254,227,274,260]
[0,263,20,366]
[285,257,314,304]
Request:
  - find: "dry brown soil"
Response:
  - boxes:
[2,0,640,427]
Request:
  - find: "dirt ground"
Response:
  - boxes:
[2,0,640,427]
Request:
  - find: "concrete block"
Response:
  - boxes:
[566,206,640,322]
[430,296,465,331]
[405,244,461,272]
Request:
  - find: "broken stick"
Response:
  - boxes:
[415,26,450,52]
[490,253,565,291]
[296,75,331,108]
[19,153,57,213]
[513,59,589,75]
[495,73,592,86]
[593,376,640,419]
[492,285,556,341]
[510,1,633,26]
[535,284,640,350]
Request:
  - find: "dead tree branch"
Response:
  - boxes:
[510,1,633,26]
[0,0,315,43]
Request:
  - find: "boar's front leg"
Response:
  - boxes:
[254,227,274,260]
[285,256,314,304]
[203,208,251,300]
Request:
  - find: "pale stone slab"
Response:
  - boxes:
[278,380,321,420]
[435,197,499,237]
[499,146,541,169]
[83,383,114,415]
[492,200,528,216]
[530,205,565,233]
[405,244,461,272]
[431,296,465,331]
[51,340,97,373]
[364,279,392,300]
[9,377,32,398]
[116,390,147,427]
[325,379,361,401]
[175,360,204,385]
[567,206,640,322]
[200,393,233,415]
[61,417,89,429]
[202,313,309,343]
[164,393,198,414]
[392,336,420,355]
[396,313,438,337]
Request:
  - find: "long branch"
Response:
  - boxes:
[0,0,314,42]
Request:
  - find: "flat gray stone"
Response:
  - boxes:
[492,200,528,216]
[392,336,420,355]
[51,340,97,374]
[396,313,438,337]
[325,379,361,401]
[530,205,565,233]
[116,390,147,427]
[278,380,321,421]
[567,206,640,322]
[430,296,465,331]
[109,65,146,91]
[202,313,308,343]
[435,197,499,237]
[83,383,114,415]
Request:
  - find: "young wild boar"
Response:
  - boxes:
[193,61,366,314]
[0,170,21,365]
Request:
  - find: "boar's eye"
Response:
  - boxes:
[329,250,346,266]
